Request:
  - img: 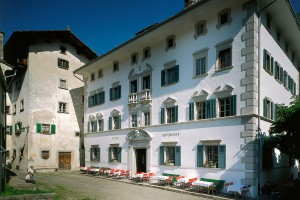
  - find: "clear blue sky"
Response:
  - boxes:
[1,0,300,55]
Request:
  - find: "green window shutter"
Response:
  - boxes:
[37,123,42,133]
[283,71,287,87]
[206,100,211,118]
[109,117,112,130]
[263,49,267,69]
[218,145,226,169]
[102,91,105,104]
[189,102,194,121]
[10,126,13,135]
[271,102,274,120]
[14,124,17,134]
[175,146,181,166]
[270,57,274,75]
[97,147,100,162]
[110,88,113,101]
[117,147,122,162]
[197,145,204,167]
[118,85,121,99]
[230,95,237,116]
[211,99,216,118]
[174,65,179,83]
[51,124,56,134]
[161,70,165,86]
[118,115,121,129]
[160,108,165,124]
[159,146,164,165]
[174,105,178,122]
[263,98,267,118]
[293,82,296,95]
[108,147,112,162]
[93,121,97,132]
[279,67,283,82]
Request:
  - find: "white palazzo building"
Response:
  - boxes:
[75,0,300,197]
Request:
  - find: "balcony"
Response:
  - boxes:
[128,89,152,108]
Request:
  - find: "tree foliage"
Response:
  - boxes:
[267,97,300,160]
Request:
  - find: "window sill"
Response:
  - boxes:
[58,87,68,90]
[215,66,233,73]
[162,81,178,87]
[193,73,208,79]
[57,111,69,114]
[264,69,273,76]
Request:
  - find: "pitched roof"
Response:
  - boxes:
[5,30,97,60]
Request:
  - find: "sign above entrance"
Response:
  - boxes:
[162,133,179,137]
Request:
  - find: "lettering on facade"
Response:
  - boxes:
[162,133,179,137]
[112,137,119,140]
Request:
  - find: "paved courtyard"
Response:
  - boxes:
[29,171,225,200]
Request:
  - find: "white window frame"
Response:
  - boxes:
[165,35,176,51]
[194,20,207,39]
[216,8,232,29]
[215,39,233,70]
[193,48,208,78]
[130,114,138,128]
[58,58,69,70]
[59,78,67,89]
[41,150,50,160]
[143,111,151,127]
[58,102,67,113]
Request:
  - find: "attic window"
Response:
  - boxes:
[60,46,67,54]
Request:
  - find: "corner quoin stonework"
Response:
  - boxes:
[240,0,259,188]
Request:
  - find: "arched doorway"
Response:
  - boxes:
[126,129,152,174]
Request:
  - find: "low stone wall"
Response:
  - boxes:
[0,193,55,200]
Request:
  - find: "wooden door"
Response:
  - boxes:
[136,149,146,173]
[58,152,71,170]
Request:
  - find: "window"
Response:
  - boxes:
[161,106,178,124]
[193,48,208,77]
[91,73,95,82]
[20,100,24,112]
[60,46,66,54]
[90,145,100,162]
[216,39,233,70]
[142,75,151,90]
[88,91,105,107]
[197,144,226,169]
[59,79,67,89]
[274,62,282,82]
[130,114,138,128]
[41,151,50,159]
[98,69,103,79]
[263,49,273,74]
[130,80,138,93]
[6,126,12,135]
[6,106,10,114]
[113,61,119,72]
[36,123,56,134]
[263,97,274,120]
[143,47,151,60]
[194,20,207,39]
[159,145,181,166]
[143,111,150,126]
[109,146,121,162]
[75,132,80,137]
[189,99,216,120]
[58,102,67,113]
[219,95,236,117]
[161,65,179,86]
[283,71,288,88]
[166,35,176,51]
[98,119,104,131]
[109,115,121,130]
[110,85,121,101]
[15,122,22,136]
[217,8,232,29]
[57,58,69,69]
[88,121,95,132]
[131,52,138,65]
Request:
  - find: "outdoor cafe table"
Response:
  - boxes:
[154,175,169,185]
[192,180,214,191]
[132,173,144,178]
[89,168,99,174]
[227,183,248,196]
[176,177,192,188]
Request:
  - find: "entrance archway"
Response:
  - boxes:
[126,129,152,175]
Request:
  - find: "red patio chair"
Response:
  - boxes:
[165,176,173,186]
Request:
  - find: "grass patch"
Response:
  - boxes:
[0,185,48,196]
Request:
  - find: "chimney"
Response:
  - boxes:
[0,32,4,60]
